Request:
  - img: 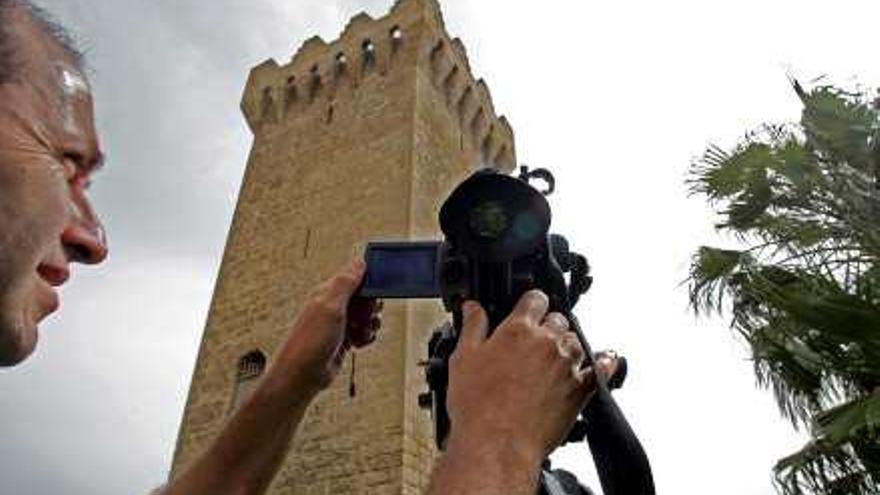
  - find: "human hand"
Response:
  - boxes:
[594,349,627,390]
[267,257,381,404]
[445,290,595,464]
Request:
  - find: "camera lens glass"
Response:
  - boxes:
[468,200,508,240]
[512,212,541,240]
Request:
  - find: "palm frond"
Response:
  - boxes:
[774,393,880,495]
[687,79,880,495]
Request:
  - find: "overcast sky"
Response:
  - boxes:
[3,1,880,494]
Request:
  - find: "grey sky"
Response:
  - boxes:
[3,1,880,494]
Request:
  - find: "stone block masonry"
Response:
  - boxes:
[171,0,516,492]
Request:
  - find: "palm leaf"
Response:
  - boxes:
[687,79,880,495]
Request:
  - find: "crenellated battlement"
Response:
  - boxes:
[240,0,515,171]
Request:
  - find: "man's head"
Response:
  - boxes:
[0,0,107,366]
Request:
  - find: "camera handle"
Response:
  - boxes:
[553,242,654,493]
[564,312,656,495]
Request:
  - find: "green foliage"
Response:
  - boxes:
[687,81,880,494]
[775,394,880,495]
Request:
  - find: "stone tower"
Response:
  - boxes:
[170,0,515,493]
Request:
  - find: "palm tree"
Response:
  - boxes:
[687,80,880,494]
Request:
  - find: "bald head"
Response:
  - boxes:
[0,0,84,83]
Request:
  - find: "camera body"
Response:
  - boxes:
[359,167,592,446]
[357,167,654,495]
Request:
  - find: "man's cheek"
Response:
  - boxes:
[15,177,70,257]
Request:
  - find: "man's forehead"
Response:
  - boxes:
[58,64,90,97]
[2,3,102,164]
[10,5,88,90]
[39,30,92,102]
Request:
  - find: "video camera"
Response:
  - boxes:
[359,166,655,495]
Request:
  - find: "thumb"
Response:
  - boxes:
[328,257,366,301]
[459,301,489,349]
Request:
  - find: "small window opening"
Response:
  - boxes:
[309,65,321,100]
[443,66,459,100]
[230,350,267,412]
[326,104,334,124]
[470,107,486,137]
[457,86,472,120]
[481,126,494,163]
[430,40,444,62]
[336,52,348,75]
[237,351,266,381]
[285,76,298,108]
[362,39,376,68]
[390,26,403,49]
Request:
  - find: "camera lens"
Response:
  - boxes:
[468,201,508,240]
[512,212,541,240]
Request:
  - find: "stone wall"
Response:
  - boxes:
[171,0,516,492]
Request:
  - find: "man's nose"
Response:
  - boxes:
[61,198,108,265]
